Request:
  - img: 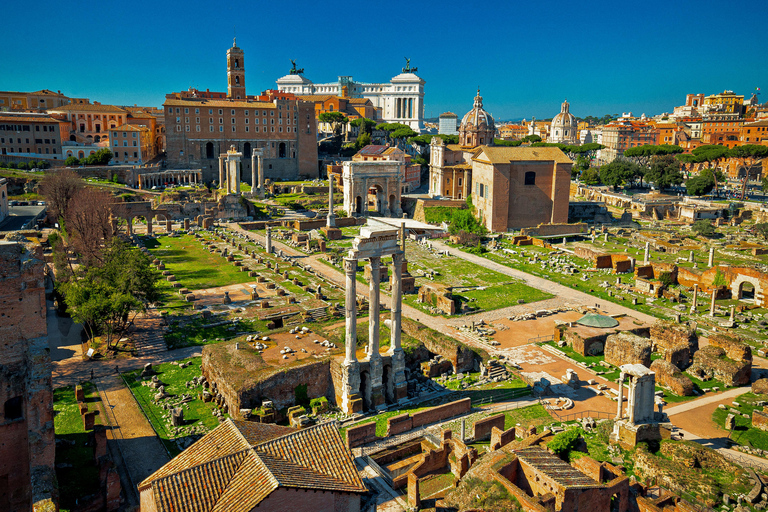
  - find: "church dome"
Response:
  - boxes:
[459,89,495,146]
[552,99,577,128]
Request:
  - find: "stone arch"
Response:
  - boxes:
[278,142,286,158]
[355,195,363,214]
[731,274,762,302]
[69,134,76,142]
[94,135,100,143]
[244,142,251,158]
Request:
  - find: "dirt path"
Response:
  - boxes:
[96,374,171,504]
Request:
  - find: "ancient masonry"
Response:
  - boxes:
[0,241,56,510]
[339,225,408,413]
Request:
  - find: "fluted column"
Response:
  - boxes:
[368,256,381,358]
[390,252,403,351]
[218,155,225,190]
[344,257,358,363]
[257,150,265,199]
[251,151,257,195]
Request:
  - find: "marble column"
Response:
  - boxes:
[616,372,625,420]
[327,175,337,228]
[344,257,358,364]
[730,305,735,321]
[691,284,699,312]
[368,257,381,358]
[146,216,153,235]
[219,155,226,190]
[708,247,715,267]
[390,253,403,351]
[710,290,717,316]
[257,150,265,200]
[628,377,637,424]
[643,242,650,264]
[251,150,257,195]
[265,226,272,254]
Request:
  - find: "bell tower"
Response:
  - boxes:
[227,38,245,99]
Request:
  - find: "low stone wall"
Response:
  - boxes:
[490,426,516,451]
[386,398,471,436]
[689,345,751,387]
[345,422,377,449]
[473,413,505,441]
[520,222,588,237]
[752,409,768,432]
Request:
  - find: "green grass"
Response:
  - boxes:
[123,357,230,457]
[453,283,553,312]
[164,317,267,349]
[54,383,104,511]
[144,234,258,290]
[500,404,556,431]
[712,392,768,451]
[542,341,621,381]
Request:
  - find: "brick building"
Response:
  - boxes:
[0,241,56,511]
[139,419,367,512]
[0,112,65,160]
[47,101,128,145]
[109,124,154,164]
[296,92,379,139]
[163,41,319,183]
[599,120,658,163]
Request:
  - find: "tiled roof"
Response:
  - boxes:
[296,95,338,102]
[110,124,148,132]
[474,146,572,164]
[163,98,275,109]
[47,103,126,113]
[358,145,389,156]
[515,446,598,488]
[0,115,60,123]
[382,147,404,156]
[141,420,366,512]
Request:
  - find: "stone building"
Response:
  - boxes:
[429,90,572,231]
[0,89,70,112]
[0,112,66,160]
[164,40,319,183]
[549,99,578,144]
[276,59,426,132]
[139,419,367,512]
[109,124,154,165]
[342,157,404,217]
[0,241,56,511]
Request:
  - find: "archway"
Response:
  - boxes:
[278,142,286,158]
[382,363,394,405]
[205,142,214,159]
[739,282,755,301]
[69,134,76,142]
[94,135,100,143]
[244,142,251,158]
[389,194,396,216]
[355,195,362,214]
[369,185,385,215]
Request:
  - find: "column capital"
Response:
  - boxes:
[344,257,357,274]
[369,255,381,269]
[391,251,404,265]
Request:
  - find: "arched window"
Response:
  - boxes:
[279,142,286,158]
[524,171,536,185]
[94,135,100,142]
[235,76,240,85]
[206,142,214,159]
[69,134,76,141]
[235,59,239,68]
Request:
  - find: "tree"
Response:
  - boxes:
[409,134,459,146]
[64,187,115,266]
[580,167,601,185]
[40,169,85,223]
[60,239,160,349]
[623,144,683,168]
[762,176,768,193]
[318,112,348,136]
[685,175,715,196]
[691,219,715,238]
[81,148,113,166]
[493,139,522,147]
[349,117,376,136]
[64,156,79,166]
[645,154,684,190]
[677,145,729,195]
[354,132,371,150]
[562,143,604,163]
[599,160,642,189]
[728,144,768,199]
[753,223,768,239]
[521,134,541,143]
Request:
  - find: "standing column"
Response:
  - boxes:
[616,372,625,420]
[368,257,381,358]
[628,377,637,424]
[344,257,358,363]
[390,253,403,351]
[218,156,225,190]
[257,150,265,200]
[691,284,699,312]
[710,289,717,316]
[643,242,650,264]
[251,151,257,195]
[265,226,272,254]
[708,247,715,267]
[327,174,337,228]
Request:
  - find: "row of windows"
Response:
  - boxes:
[177,125,297,133]
[114,140,139,147]
[2,137,55,144]
[2,147,58,154]
[35,125,55,132]
[110,131,138,138]
[0,124,31,132]
[177,117,293,126]
[169,106,297,115]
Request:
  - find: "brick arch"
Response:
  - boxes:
[731,274,762,302]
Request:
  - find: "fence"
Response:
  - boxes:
[546,408,614,422]
[528,334,554,343]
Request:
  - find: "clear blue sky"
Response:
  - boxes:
[3,0,766,121]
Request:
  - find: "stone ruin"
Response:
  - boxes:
[611,364,663,449]
[649,320,698,370]
[689,334,751,387]
[604,332,652,368]
[417,282,456,315]
[649,359,694,396]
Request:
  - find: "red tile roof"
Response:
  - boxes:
[140,420,366,512]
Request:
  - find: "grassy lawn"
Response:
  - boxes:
[500,404,556,431]
[164,317,267,349]
[143,234,256,290]
[420,471,456,500]
[123,357,229,457]
[453,283,553,311]
[541,341,621,381]
[54,383,105,511]
[712,392,768,450]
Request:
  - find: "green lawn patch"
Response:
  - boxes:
[164,317,266,349]
[54,383,104,511]
[122,357,229,457]
[712,392,768,451]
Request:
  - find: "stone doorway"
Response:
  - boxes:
[360,369,372,412]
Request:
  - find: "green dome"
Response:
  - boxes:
[576,313,619,328]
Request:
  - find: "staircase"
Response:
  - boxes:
[306,306,330,323]
[130,311,168,356]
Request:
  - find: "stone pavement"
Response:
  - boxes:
[664,386,748,416]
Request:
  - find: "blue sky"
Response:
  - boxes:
[3,0,766,120]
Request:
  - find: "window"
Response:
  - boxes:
[209,109,213,114]
[219,109,223,115]
[209,126,214,132]
[232,118,236,124]
[232,126,236,132]
[219,126,223,132]
[184,108,189,114]
[5,396,23,420]
[219,118,223,124]
[524,171,536,185]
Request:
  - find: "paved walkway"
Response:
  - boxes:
[664,386,747,416]
[96,374,172,505]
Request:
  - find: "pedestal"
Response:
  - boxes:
[369,355,386,410]
[340,360,362,414]
[322,226,343,240]
[391,348,408,401]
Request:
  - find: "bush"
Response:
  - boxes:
[65,156,79,166]
[692,219,715,237]
[547,427,583,454]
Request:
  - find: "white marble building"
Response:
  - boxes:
[549,99,578,144]
[277,65,425,132]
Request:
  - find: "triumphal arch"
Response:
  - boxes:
[342,160,404,218]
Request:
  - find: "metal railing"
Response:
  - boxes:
[547,408,614,422]
[528,334,555,343]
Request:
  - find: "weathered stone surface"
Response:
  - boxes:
[753,408,768,432]
[709,333,752,362]
[604,332,651,367]
[650,359,694,396]
[690,345,751,387]
[753,378,768,395]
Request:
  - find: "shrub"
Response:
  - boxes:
[548,427,583,454]
[692,219,715,237]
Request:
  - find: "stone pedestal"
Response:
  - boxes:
[321,226,343,240]
[391,348,408,400]
[340,360,362,414]
[610,420,661,450]
[369,355,385,410]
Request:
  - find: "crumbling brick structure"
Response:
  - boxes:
[604,332,652,368]
[417,283,455,315]
[689,343,751,387]
[0,241,56,510]
[649,320,698,370]
[752,408,768,432]
[650,360,694,396]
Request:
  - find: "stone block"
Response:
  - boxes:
[650,359,694,396]
[753,378,768,395]
[604,332,652,368]
[690,345,751,387]
[753,409,768,432]
[75,385,85,402]
[82,410,96,431]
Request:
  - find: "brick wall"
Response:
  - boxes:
[386,414,414,436]
[472,414,504,441]
[490,426,516,451]
[345,421,377,449]
[385,398,471,437]
[239,486,360,512]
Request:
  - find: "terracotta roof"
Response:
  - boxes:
[296,95,338,102]
[110,124,148,132]
[48,103,126,113]
[140,420,366,512]
[515,447,598,488]
[473,146,572,164]
[348,98,372,104]
[0,115,60,123]
[382,147,405,156]
[164,98,275,109]
[358,145,389,156]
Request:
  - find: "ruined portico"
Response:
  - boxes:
[137,169,202,189]
[612,364,662,449]
[339,225,407,413]
[218,145,243,195]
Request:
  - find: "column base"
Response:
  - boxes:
[322,226,342,240]
[340,360,361,414]
[395,383,408,401]
[371,385,386,410]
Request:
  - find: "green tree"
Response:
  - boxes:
[493,138,522,147]
[762,176,768,193]
[82,148,113,165]
[599,160,642,189]
[691,219,715,238]
[521,134,542,143]
[318,112,348,136]
[547,428,583,456]
[354,132,371,150]
[677,145,729,195]
[645,154,684,190]
[728,144,768,199]
[64,156,79,166]
[623,144,683,168]
[580,167,601,185]
[349,117,376,136]
[59,239,160,349]
[685,175,715,196]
